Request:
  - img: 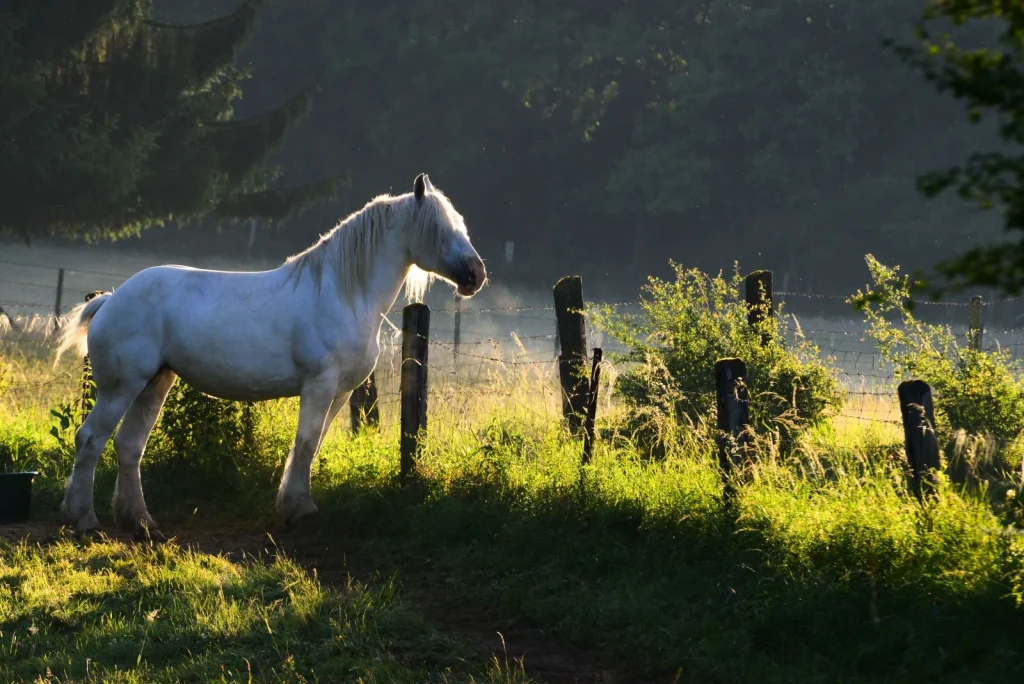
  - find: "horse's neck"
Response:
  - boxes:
[367,257,410,321]
[339,234,411,330]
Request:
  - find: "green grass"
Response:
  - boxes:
[0,537,532,683]
[2,347,1024,682]
[297,417,1024,683]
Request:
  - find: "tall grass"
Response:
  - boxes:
[2,328,1024,681]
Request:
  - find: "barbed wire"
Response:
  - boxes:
[1,361,86,394]
[0,277,60,291]
[777,290,1002,307]
[0,259,132,280]
[0,300,55,310]
[1,261,1021,433]
[428,340,556,365]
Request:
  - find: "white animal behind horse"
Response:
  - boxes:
[54,174,486,539]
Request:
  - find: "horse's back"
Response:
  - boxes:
[87,265,310,399]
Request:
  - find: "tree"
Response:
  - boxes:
[891,1,1024,298]
[300,1,994,291]
[0,0,342,244]
[115,1,1000,297]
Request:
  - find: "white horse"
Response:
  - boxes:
[54,174,486,539]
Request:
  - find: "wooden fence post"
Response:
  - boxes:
[241,402,256,454]
[745,270,773,345]
[582,348,603,465]
[350,373,380,432]
[553,275,589,433]
[897,379,941,499]
[715,358,751,485]
[969,295,983,351]
[400,303,430,484]
[54,268,65,319]
[453,297,462,369]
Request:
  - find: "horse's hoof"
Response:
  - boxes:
[283,509,319,534]
[129,517,166,544]
[61,507,101,532]
[133,526,166,544]
[279,495,319,533]
[60,513,104,542]
[69,526,105,543]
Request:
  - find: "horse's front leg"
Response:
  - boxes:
[276,375,338,527]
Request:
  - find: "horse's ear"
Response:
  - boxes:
[414,173,426,203]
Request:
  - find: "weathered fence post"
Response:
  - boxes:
[715,358,751,487]
[453,297,462,369]
[54,268,65,319]
[241,402,256,455]
[745,270,773,345]
[897,379,941,499]
[349,373,380,432]
[80,291,102,422]
[582,348,603,465]
[553,275,589,433]
[400,303,430,484]
[969,295,983,351]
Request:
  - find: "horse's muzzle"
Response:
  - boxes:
[456,257,487,297]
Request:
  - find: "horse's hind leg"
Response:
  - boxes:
[60,385,143,535]
[111,369,176,541]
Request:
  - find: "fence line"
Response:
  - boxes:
[7,266,1024,444]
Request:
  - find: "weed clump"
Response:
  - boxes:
[853,255,1024,441]
[149,380,258,477]
[594,261,843,457]
[852,255,1024,492]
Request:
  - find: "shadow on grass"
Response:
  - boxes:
[287,473,1024,684]
[16,452,1024,684]
[0,534,511,683]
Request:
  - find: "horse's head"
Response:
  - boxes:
[404,173,486,298]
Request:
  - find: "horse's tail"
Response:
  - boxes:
[54,292,113,367]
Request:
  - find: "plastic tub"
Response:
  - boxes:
[0,471,39,524]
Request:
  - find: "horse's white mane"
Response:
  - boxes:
[284,186,468,303]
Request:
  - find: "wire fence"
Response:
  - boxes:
[6,257,1024,434]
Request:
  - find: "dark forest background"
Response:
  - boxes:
[8,1,1009,301]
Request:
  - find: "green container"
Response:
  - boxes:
[0,472,39,524]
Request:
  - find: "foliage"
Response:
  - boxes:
[852,254,1024,441]
[593,262,843,455]
[46,400,85,472]
[0,538,526,682]
[891,0,1024,297]
[150,380,256,477]
[0,355,9,398]
[124,0,996,295]
[0,0,342,243]
[2,351,1024,680]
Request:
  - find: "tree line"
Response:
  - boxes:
[3,1,1023,297]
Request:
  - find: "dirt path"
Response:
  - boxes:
[1,520,654,684]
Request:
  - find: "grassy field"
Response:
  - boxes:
[2,330,1024,683]
[0,537,535,683]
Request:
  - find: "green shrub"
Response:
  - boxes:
[852,255,1024,442]
[593,262,843,455]
[150,380,256,476]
